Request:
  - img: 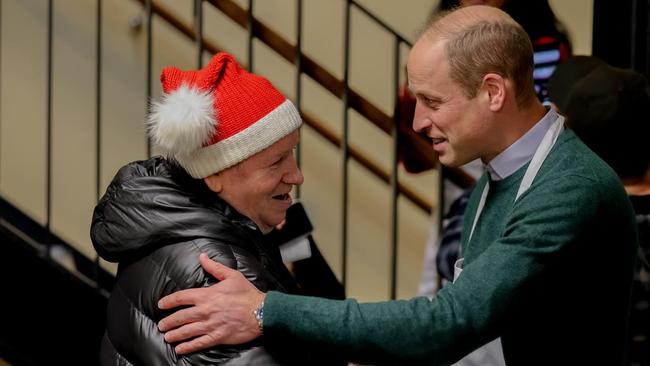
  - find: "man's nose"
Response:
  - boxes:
[285,156,304,185]
[412,101,430,133]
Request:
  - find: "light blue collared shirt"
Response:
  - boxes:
[486,108,560,181]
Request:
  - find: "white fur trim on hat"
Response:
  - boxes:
[176,99,302,178]
[147,84,216,156]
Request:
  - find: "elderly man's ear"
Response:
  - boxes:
[204,174,223,193]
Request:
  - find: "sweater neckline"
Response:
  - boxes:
[488,163,528,193]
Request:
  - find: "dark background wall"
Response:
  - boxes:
[0,198,110,366]
[593,0,650,76]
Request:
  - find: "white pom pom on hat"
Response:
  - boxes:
[147,52,302,178]
[147,85,216,156]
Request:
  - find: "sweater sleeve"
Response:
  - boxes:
[263,171,632,365]
[264,292,467,365]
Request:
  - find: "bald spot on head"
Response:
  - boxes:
[423,5,516,41]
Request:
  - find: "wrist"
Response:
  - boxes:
[253,294,266,335]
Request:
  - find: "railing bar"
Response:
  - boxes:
[295,0,303,199]
[349,0,411,46]
[436,165,446,291]
[95,1,103,208]
[195,0,204,68]
[94,0,103,288]
[389,38,400,300]
[247,0,254,72]
[438,169,445,234]
[45,0,53,257]
[145,0,199,43]
[341,0,351,289]
[145,0,153,158]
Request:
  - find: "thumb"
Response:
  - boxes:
[199,252,236,281]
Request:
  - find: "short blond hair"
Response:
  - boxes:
[423,7,537,108]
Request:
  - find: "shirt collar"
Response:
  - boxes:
[486,108,559,181]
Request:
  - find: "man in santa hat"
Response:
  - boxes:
[91,52,341,366]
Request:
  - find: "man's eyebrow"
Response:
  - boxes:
[410,88,442,104]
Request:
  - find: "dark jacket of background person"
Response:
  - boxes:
[549,55,650,366]
[91,157,331,366]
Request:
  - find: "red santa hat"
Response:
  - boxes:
[147,52,302,178]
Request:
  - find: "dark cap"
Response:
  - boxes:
[547,55,607,111]
[549,56,650,178]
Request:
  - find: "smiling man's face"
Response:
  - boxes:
[407,39,491,167]
[212,130,303,233]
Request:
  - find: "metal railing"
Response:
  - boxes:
[1,0,476,300]
[139,0,472,298]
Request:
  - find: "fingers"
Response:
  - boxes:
[199,252,238,281]
[158,253,230,310]
[163,319,206,343]
[158,298,207,332]
[158,287,203,310]
[175,334,220,355]
[157,253,264,352]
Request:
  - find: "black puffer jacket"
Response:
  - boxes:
[91,157,318,366]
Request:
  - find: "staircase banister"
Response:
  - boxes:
[205,0,438,169]
[134,0,480,214]
[205,0,474,190]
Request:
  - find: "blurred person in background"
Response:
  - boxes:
[549,55,650,365]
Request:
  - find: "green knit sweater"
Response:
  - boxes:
[264,130,637,365]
